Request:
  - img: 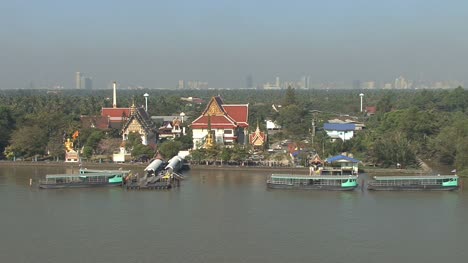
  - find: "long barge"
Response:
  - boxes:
[39,170,130,189]
[367,175,459,191]
[267,174,359,191]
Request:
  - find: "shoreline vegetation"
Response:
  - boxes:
[1,88,467,178]
[0,160,447,176]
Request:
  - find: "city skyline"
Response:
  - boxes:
[1,1,468,89]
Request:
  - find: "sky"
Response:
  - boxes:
[1,0,468,89]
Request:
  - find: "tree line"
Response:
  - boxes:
[0,87,467,174]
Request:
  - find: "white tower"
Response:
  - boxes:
[143,93,149,112]
[180,112,185,123]
[359,93,364,112]
[112,81,117,108]
[76,72,82,89]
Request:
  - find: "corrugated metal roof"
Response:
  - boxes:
[323,123,355,131]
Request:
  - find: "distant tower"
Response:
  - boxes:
[353,80,361,89]
[359,93,364,112]
[178,80,185,89]
[143,93,149,112]
[84,77,92,90]
[112,81,117,108]
[76,72,82,89]
[275,76,280,88]
[246,74,253,89]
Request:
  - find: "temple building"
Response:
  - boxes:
[121,102,156,146]
[101,82,131,129]
[81,81,130,130]
[249,124,267,150]
[191,96,249,149]
[158,117,186,140]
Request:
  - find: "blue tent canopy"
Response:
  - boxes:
[326,155,360,163]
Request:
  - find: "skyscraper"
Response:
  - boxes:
[352,80,361,89]
[246,74,253,89]
[76,72,82,89]
[84,77,93,90]
[178,80,185,89]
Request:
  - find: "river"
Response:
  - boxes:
[1,165,467,263]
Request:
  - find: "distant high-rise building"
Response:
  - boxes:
[383,83,393,89]
[363,81,376,89]
[352,80,361,89]
[394,76,408,89]
[301,76,311,89]
[246,74,253,89]
[178,80,185,89]
[76,72,82,89]
[84,77,93,90]
[275,76,280,88]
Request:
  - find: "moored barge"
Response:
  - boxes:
[267,174,359,191]
[367,175,459,191]
[39,170,130,189]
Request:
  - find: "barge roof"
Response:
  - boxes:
[45,172,124,179]
[271,174,358,180]
[372,175,458,180]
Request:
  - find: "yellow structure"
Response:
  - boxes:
[64,138,79,163]
[64,138,74,152]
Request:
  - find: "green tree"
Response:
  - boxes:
[131,144,155,160]
[371,132,417,168]
[85,130,105,152]
[158,140,182,159]
[376,93,394,114]
[0,106,15,158]
[8,125,48,158]
[82,146,94,159]
[276,104,308,137]
[283,85,296,106]
[220,148,232,164]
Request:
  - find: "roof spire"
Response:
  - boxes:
[130,96,136,115]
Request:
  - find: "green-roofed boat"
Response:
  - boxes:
[267,174,359,191]
[39,169,131,189]
[367,175,459,191]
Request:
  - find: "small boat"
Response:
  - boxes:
[39,170,130,189]
[367,175,459,191]
[267,174,359,191]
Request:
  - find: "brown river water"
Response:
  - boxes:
[1,165,467,263]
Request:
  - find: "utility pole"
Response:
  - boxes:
[310,111,318,145]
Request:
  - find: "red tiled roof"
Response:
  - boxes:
[223,105,249,127]
[191,96,249,129]
[365,106,377,114]
[80,116,110,129]
[191,115,238,129]
[101,108,131,122]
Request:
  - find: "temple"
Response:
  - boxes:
[121,102,156,145]
[249,123,267,150]
[81,81,131,130]
[190,96,249,149]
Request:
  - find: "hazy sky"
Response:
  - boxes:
[1,0,468,89]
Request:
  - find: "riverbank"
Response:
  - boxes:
[0,160,435,175]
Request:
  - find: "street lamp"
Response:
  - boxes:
[359,93,364,112]
[143,93,149,112]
